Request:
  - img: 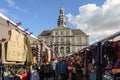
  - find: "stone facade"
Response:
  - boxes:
[38,7,89,57]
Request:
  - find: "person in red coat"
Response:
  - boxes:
[67,57,74,80]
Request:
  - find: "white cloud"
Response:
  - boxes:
[0,8,8,14]
[5,0,26,12]
[0,8,18,20]
[5,0,14,7]
[66,0,120,44]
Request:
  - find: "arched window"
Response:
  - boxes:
[54,47,58,53]
[66,47,70,54]
[60,47,64,54]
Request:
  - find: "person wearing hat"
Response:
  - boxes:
[55,54,68,80]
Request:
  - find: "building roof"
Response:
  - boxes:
[72,29,87,35]
[38,29,87,37]
[38,30,52,37]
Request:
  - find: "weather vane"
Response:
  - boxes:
[59,0,63,7]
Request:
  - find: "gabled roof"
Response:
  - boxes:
[72,29,87,36]
[38,28,88,37]
[38,30,52,36]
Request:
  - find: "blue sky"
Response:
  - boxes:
[0,0,120,43]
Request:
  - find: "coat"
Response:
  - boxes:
[55,61,67,75]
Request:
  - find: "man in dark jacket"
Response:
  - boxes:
[55,55,68,80]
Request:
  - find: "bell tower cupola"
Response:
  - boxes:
[58,6,66,26]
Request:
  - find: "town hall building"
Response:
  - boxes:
[38,7,89,57]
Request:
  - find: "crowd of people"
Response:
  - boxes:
[35,53,94,80]
[3,52,116,80]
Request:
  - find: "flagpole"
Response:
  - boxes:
[58,0,63,8]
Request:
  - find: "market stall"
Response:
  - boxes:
[78,31,120,80]
[0,13,40,80]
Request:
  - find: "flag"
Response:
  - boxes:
[16,22,22,26]
[24,28,29,31]
[29,32,33,35]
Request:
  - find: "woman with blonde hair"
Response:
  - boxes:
[74,55,84,80]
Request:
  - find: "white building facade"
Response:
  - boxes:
[38,7,89,57]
